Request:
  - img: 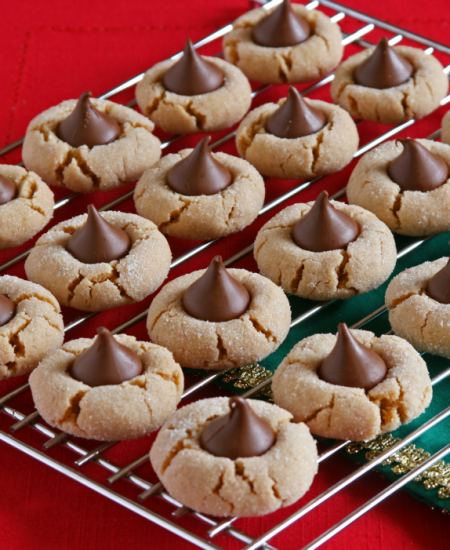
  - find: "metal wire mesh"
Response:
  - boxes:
[1,1,450,549]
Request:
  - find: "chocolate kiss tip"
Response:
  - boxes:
[163,38,224,96]
[182,255,251,322]
[56,91,121,149]
[200,396,276,459]
[66,204,131,264]
[0,294,16,327]
[253,0,310,48]
[266,86,326,139]
[0,174,18,205]
[293,191,360,252]
[318,323,388,391]
[354,37,413,89]
[70,326,143,387]
[388,139,449,192]
[427,258,450,304]
[167,136,232,196]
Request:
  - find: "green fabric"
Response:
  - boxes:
[199,231,450,511]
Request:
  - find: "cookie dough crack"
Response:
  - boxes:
[7,317,32,358]
[239,113,268,158]
[67,271,84,303]
[337,250,353,290]
[148,297,179,332]
[235,462,257,495]
[420,309,433,337]
[185,101,206,130]
[304,395,335,424]
[159,198,191,231]
[216,334,228,361]
[390,291,422,308]
[249,317,277,343]
[61,390,89,427]
[391,194,403,228]
[291,262,304,293]
[311,132,325,174]
[146,88,167,117]
[400,90,411,119]
[56,150,101,189]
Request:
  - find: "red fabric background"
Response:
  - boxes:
[1,1,450,549]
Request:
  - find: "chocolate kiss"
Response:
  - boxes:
[0,174,17,206]
[167,137,232,196]
[427,258,450,304]
[354,37,414,89]
[163,39,224,96]
[0,294,15,327]
[183,256,251,322]
[266,87,326,139]
[253,0,310,48]
[56,91,121,148]
[387,139,449,192]
[293,191,360,252]
[66,204,131,264]
[200,396,276,459]
[318,323,388,391]
[71,327,143,387]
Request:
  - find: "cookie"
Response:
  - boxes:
[442,110,450,146]
[223,2,343,84]
[22,94,161,193]
[331,43,448,125]
[0,276,64,380]
[29,333,184,441]
[386,257,450,357]
[235,95,358,180]
[348,139,450,236]
[150,397,318,517]
[135,40,252,135]
[25,209,171,312]
[254,197,397,301]
[0,165,54,251]
[147,260,291,370]
[272,328,432,441]
[134,142,265,240]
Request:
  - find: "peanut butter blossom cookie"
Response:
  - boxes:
[236,87,359,180]
[348,138,450,236]
[136,39,252,135]
[223,0,343,85]
[150,396,318,517]
[331,38,448,125]
[0,165,54,250]
[254,191,396,301]
[30,327,184,441]
[441,110,450,146]
[22,92,161,193]
[147,256,291,370]
[386,256,450,358]
[272,324,432,441]
[25,205,171,312]
[0,276,64,380]
[134,137,265,240]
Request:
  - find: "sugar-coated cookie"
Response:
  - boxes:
[273,329,432,441]
[150,397,318,517]
[0,276,64,379]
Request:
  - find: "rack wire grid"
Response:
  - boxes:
[1,0,450,548]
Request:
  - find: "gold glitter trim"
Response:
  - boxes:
[221,364,274,402]
[346,434,450,500]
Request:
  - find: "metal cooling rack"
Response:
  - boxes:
[1,0,450,548]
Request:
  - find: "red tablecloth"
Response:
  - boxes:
[1,1,449,549]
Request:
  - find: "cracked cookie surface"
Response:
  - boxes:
[348,139,450,236]
[22,98,161,193]
[25,210,171,312]
[442,110,450,146]
[147,269,291,370]
[235,98,358,180]
[254,201,396,301]
[0,276,64,379]
[135,57,251,135]
[150,397,318,517]
[386,257,450,357]
[272,329,432,441]
[330,46,448,125]
[223,4,343,85]
[0,165,54,251]
[29,334,184,440]
[134,149,265,240]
